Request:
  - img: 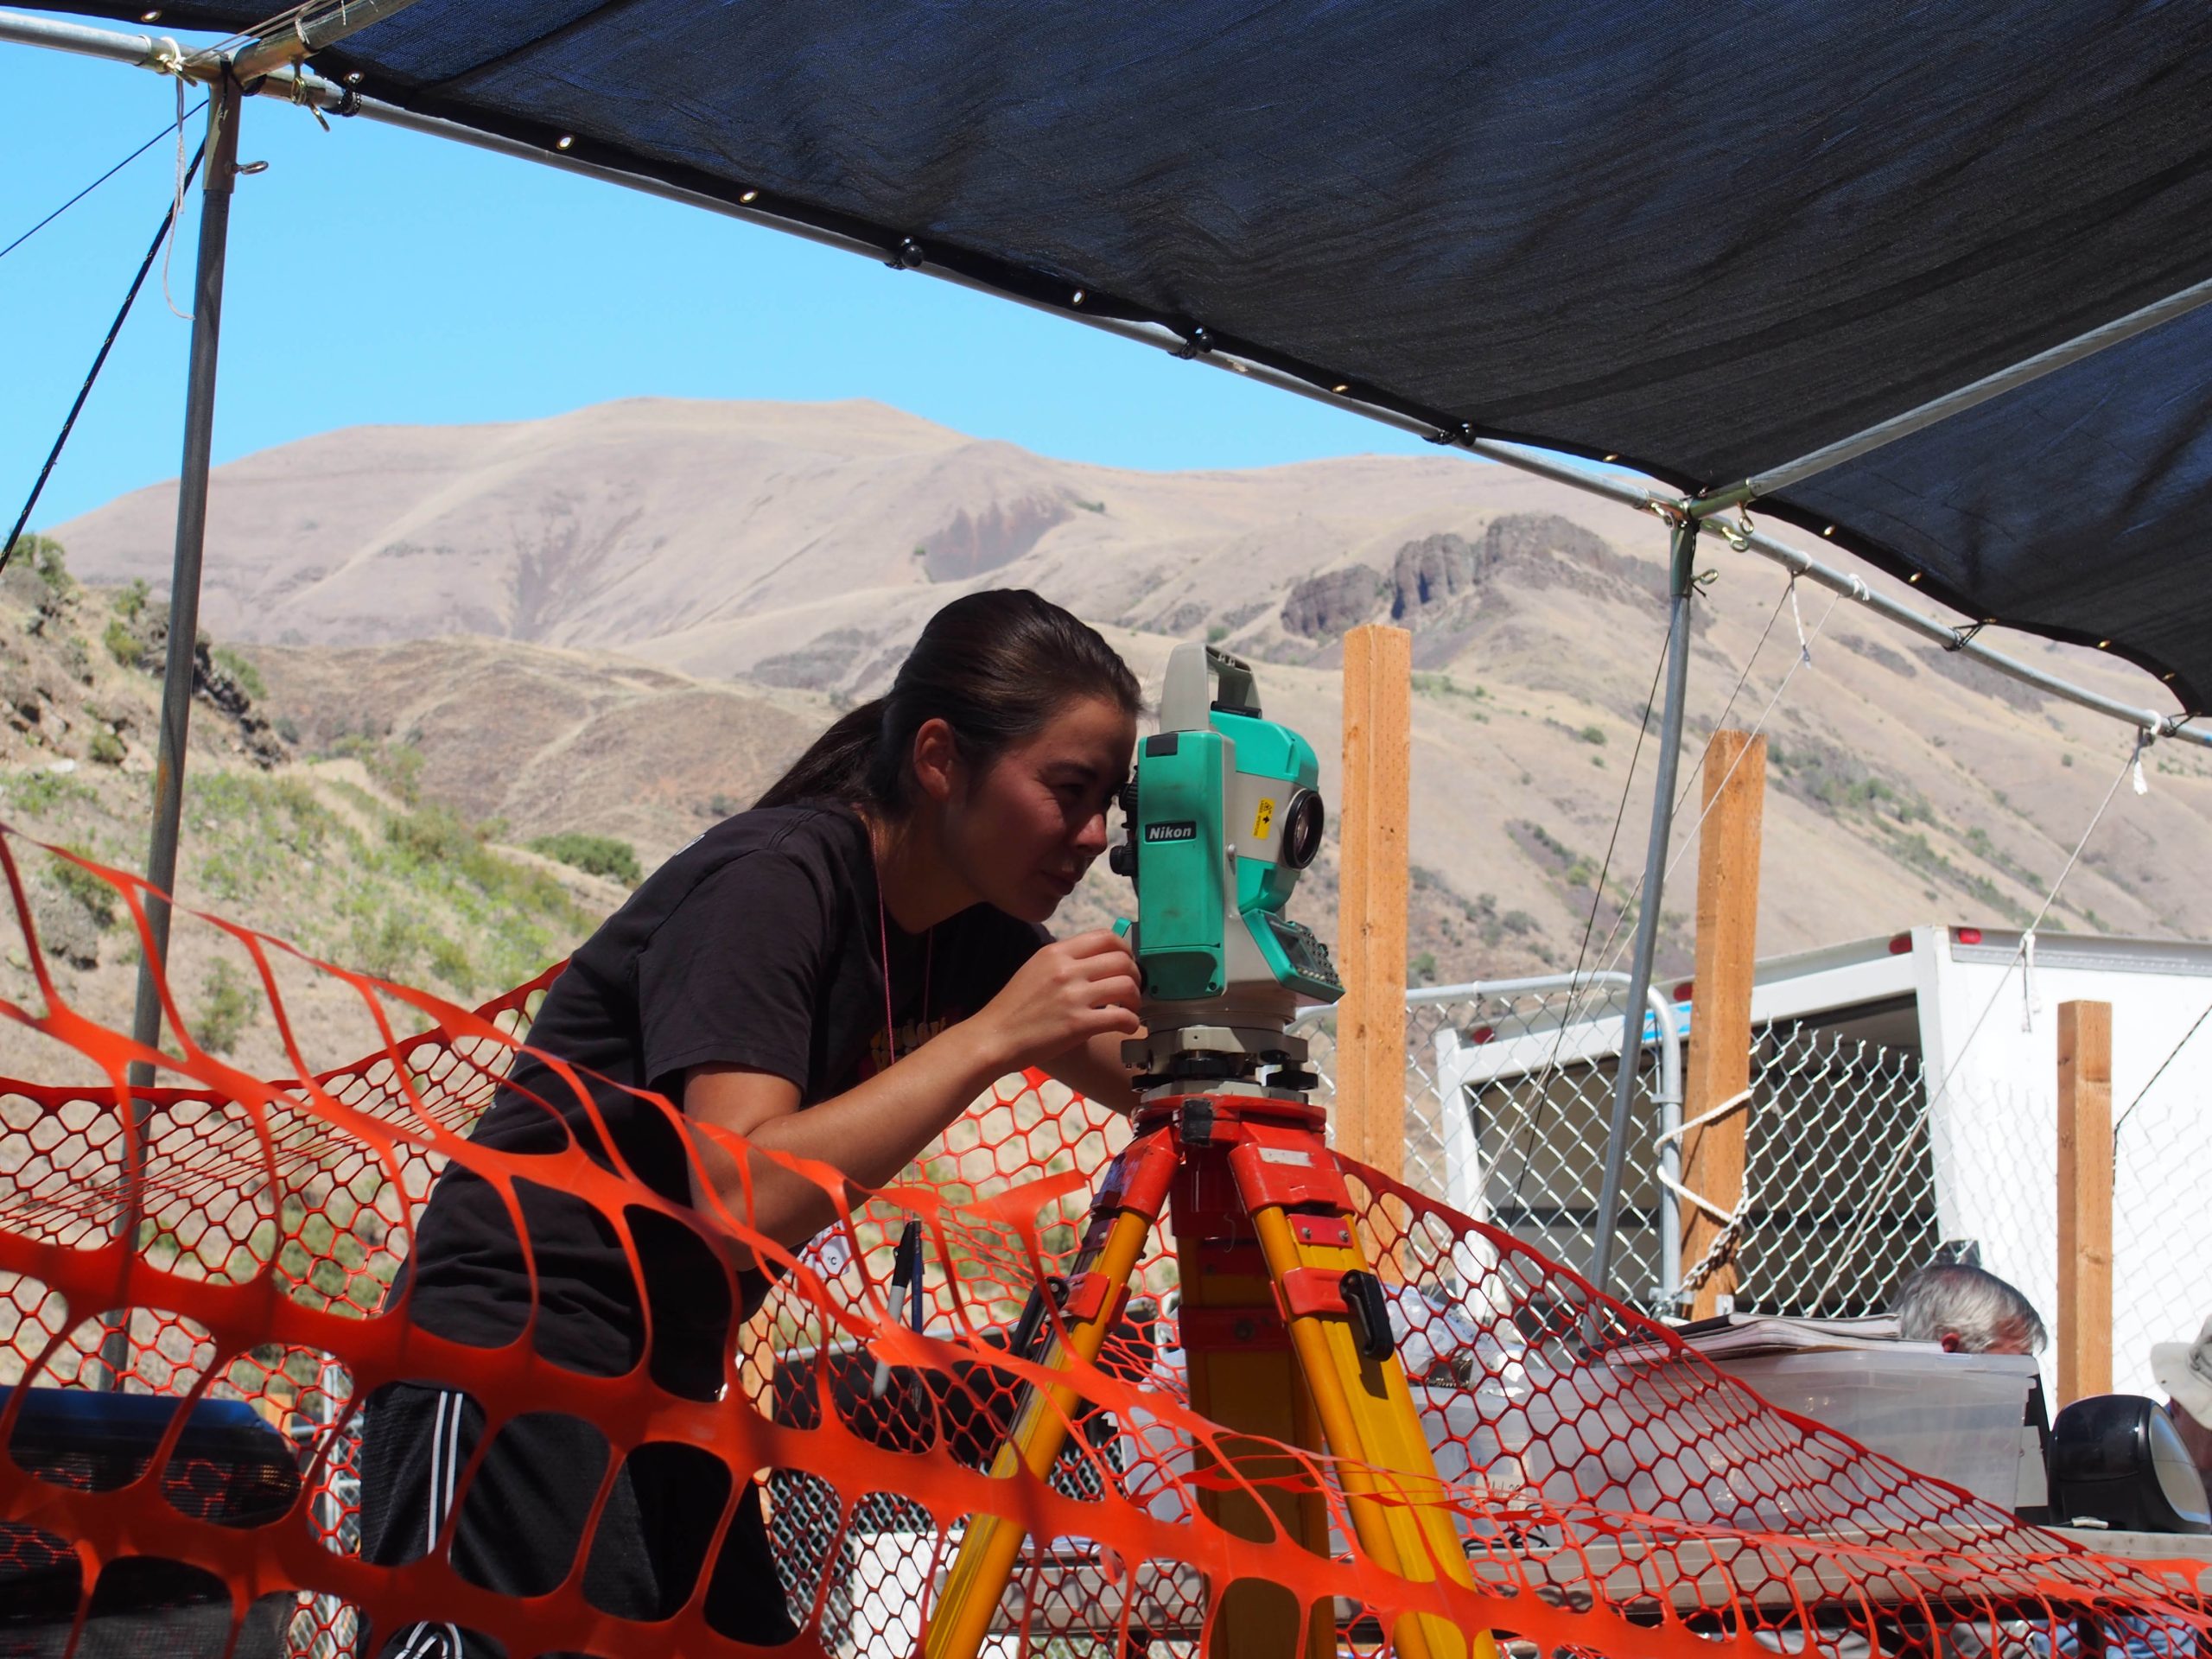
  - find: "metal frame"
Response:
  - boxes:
[0,7,2197,749]
[3,4,2203,1310]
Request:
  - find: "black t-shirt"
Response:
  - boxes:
[399,803,1047,1399]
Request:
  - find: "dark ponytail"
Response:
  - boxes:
[756,589,1141,812]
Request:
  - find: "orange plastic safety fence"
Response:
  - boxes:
[0,823,2203,1659]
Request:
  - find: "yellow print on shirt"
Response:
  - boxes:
[861,1014,957,1079]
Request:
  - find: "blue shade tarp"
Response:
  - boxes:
[41,0,2212,709]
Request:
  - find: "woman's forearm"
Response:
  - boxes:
[686,1022,1007,1255]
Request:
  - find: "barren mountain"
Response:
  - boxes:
[42,398,2212,1001]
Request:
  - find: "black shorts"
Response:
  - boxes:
[356,1382,798,1657]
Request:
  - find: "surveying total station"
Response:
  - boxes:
[928,645,1490,1659]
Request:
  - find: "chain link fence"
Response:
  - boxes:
[1294,977,1681,1313]
[1733,1021,1935,1317]
[1294,981,1936,1322]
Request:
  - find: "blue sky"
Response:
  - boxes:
[1,13,1436,531]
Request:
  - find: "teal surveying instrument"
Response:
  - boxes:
[931,645,1487,1659]
[1111,644,1342,1091]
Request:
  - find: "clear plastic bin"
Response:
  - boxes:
[1711,1345,2039,1508]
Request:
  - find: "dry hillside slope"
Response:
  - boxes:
[39,398,2212,1003]
[0,549,626,1084]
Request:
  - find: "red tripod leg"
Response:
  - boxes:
[1176,1165,1337,1659]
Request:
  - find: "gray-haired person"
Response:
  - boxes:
[1890,1262,2048,1356]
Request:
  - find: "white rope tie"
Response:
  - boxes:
[162,73,194,321]
[1655,1085,1756,1294]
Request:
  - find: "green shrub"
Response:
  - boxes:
[529,831,643,886]
[88,729,124,766]
[196,960,259,1056]
[429,935,476,994]
[0,769,91,817]
[7,535,70,593]
[213,646,264,699]
[114,578,149,620]
[1578,724,1607,746]
[349,910,421,980]
[387,803,478,864]
[1205,624,1229,644]
[103,617,142,669]
[330,734,425,805]
[51,855,118,926]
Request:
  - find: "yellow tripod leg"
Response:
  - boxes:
[1247,1202,1496,1659]
[926,1199,1160,1659]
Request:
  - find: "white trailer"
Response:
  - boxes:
[1429,925,2211,1401]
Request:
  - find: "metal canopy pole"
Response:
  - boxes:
[1690,270,2212,518]
[129,73,241,1085]
[102,73,243,1390]
[1587,512,1700,1301]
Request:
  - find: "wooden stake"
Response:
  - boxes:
[1679,729,1766,1319]
[1335,625,1412,1187]
[2056,1000,2113,1404]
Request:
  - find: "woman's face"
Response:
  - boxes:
[942,696,1137,923]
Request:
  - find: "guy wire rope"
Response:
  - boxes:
[1517,572,1841,1300]
[1812,732,2148,1303]
[1524,565,1799,1090]
[2,141,207,575]
[1503,563,1809,1281]
[1576,578,1846,1001]
[1502,622,1675,1223]
[0,102,204,264]
[1524,572,1841,1131]
[2112,996,2212,1144]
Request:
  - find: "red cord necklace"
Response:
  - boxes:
[875,868,933,1068]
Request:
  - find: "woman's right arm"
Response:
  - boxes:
[683,929,1140,1261]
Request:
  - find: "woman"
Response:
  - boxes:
[360,589,1144,1654]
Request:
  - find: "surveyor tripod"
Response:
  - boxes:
[925,1078,1491,1659]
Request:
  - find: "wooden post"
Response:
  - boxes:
[2056,1000,2113,1404]
[1679,729,1766,1319]
[1335,625,1412,1187]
